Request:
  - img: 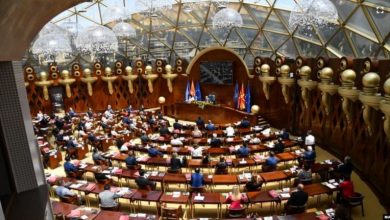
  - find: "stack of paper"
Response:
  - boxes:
[172,192,181,198]
[69,183,83,189]
[194,195,205,201]
[279,193,291,199]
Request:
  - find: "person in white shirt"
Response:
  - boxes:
[191,144,203,158]
[188,95,195,103]
[192,126,203,138]
[36,110,43,121]
[304,130,315,149]
[170,134,183,146]
[225,125,235,137]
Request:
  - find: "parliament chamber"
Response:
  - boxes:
[0,0,390,220]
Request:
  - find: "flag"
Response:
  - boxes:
[233,82,239,108]
[238,83,246,111]
[184,80,190,101]
[245,83,251,113]
[190,80,195,97]
[195,81,202,101]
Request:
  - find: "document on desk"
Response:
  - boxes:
[279,193,291,199]
[263,216,273,220]
[194,195,205,201]
[172,192,181,198]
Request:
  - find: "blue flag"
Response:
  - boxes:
[233,82,239,108]
[185,80,190,101]
[245,83,251,113]
[195,81,202,101]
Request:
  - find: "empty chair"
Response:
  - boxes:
[161,204,184,220]
[346,192,364,217]
[227,207,246,218]
[285,204,306,215]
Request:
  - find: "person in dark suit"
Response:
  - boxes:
[125,151,138,168]
[135,169,156,190]
[239,117,250,128]
[94,167,112,184]
[140,132,150,144]
[173,118,183,130]
[215,156,228,174]
[190,168,205,188]
[279,128,290,140]
[195,117,205,129]
[245,175,263,192]
[236,143,250,157]
[334,156,353,179]
[286,184,308,207]
[273,138,285,154]
[210,133,222,148]
[159,124,170,136]
[169,152,182,172]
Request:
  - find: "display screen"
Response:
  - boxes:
[199,61,233,85]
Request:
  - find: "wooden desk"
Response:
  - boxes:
[276,152,298,162]
[76,144,88,160]
[246,191,280,204]
[48,150,62,169]
[130,190,162,213]
[260,171,289,188]
[211,174,238,185]
[190,192,224,218]
[169,103,256,124]
[277,211,317,220]
[51,201,77,216]
[94,210,124,220]
[66,206,99,220]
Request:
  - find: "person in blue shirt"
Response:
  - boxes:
[64,157,78,173]
[195,117,205,129]
[273,138,285,154]
[190,168,205,188]
[279,128,290,140]
[68,107,77,117]
[236,143,250,157]
[173,118,183,130]
[148,145,163,157]
[265,151,279,169]
[239,117,251,128]
[125,151,139,169]
[205,120,215,131]
[302,146,316,161]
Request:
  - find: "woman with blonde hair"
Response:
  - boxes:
[225,185,246,209]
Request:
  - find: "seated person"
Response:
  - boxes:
[337,175,354,204]
[215,156,228,174]
[119,142,129,153]
[126,105,133,114]
[210,133,222,148]
[86,107,94,118]
[285,184,308,211]
[205,120,215,131]
[104,105,114,119]
[92,148,109,165]
[170,133,183,146]
[245,175,263,192]
[68,107,77,117]
[135,169,156,190]
[333,156,353,179]
[55,179,78,202]
[99,184,120,209]
[299,146,316,167]
[157,111,164,120]
[264,152,279,170]
[125,151,139,169]
[225,186,246,210]
[279,128,290,140]
[295,165,312,185]
[236,143,250,157]
[94,167,112,184]
[192,126,203,138]
[54,117,65,130]
[239,117,250,128]
[195,116,205,129]
[147,115,156,126]
[190,168,205,188]
[64,157,83,179]
[56,130,65,142]
[191,144,203,158]
[225,125,235,137]
[159,124,170,137]
[140,132,150,144]
[273,138,285,154]
[148,145,163,157]
[169,152,182,172]
[173,118,183,130]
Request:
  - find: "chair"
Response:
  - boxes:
[262,164,276,172]
[167,168,182,174]
[59,195,78,205]
[285,204,306,215]
[126,164,141,170]
[190,186,205,193]
[227,207,246,218]
[215,167,228,174]
[346,192,364,217]
[161,204,184,219]
[100,205,120,211]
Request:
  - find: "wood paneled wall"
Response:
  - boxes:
[25,49,390,209]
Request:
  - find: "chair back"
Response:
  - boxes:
[348,192,364,205]
[190,186,205,193]
[228,207,246,218]
[285,204,306,214]
[262,164,275,172]
[167,168,182,174]
[59,195,78,205]
[127,165,141,170]
[215,168,228,174]
[161,204,184,219]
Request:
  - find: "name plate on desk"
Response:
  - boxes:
[194,195,205,201]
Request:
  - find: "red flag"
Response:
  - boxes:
[238,83,246,110]
[190,80,195,97]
